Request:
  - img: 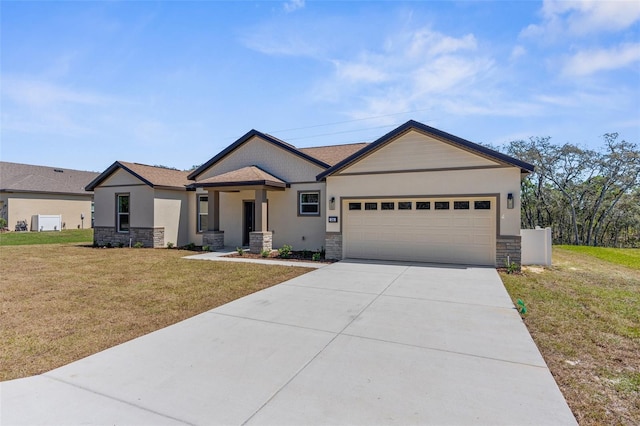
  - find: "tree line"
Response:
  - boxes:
[495,134,640,248]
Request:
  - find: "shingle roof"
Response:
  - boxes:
[190,166,287,188]
[0,161,100,195]
[85,161,191,191]
[299,143,370,166]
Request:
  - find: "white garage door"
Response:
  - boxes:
[343,197,496,265]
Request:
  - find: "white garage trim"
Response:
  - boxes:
[342,194,498,266]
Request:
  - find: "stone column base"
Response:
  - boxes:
[203,231,225,250]
[250,231,272,253]
[496,235,522,268]
[325,232,343,260]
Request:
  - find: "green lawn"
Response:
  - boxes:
[557,245,640,270]
[0,229,93,246]
[501,247,640,425]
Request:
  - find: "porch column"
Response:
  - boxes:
[208,190,220,231]
[204,190,224,250]
[254,189,268,232]
[250,188,272,253]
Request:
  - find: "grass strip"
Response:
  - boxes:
[501,247,639,425]
[0,229,93,246]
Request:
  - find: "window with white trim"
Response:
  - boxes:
[117,194,130,232]
[197,195,208,232]
[299,192,320,216]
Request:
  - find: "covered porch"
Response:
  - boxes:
[190,166,287,253]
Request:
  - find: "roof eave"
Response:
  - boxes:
[190,179,287,189]
[85,161,155,191]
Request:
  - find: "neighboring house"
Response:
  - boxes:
[85,162,192,247]
[88,120,534,266]
[0,161,99,231]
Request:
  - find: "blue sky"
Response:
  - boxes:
[2,0,639,172]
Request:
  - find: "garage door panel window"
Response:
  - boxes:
[416,202,431,210]
[299,192,320,215]
[474,200,491,210]
[454,201,470,210]
[435,201,450,210]
[365,202,378,210]
[349,202,362,210]
[381,202,394,210]
[398,202,412,210]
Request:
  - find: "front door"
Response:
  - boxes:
[243,201,255,246]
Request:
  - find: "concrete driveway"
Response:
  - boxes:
[1,260,576,425]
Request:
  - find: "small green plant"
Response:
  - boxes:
[516,299,527,315]
[261,249,270,258]
[278,244,293,259]
[184,242,196,251]
[505,259,519,274]
[0,218,7,228]
[133,241,144,248]
[118,242,125,248]
[106,242,113,248]
[312,252,321,261]
[236,247,245,256]
[166,242,174,249]
[202,245,210,252]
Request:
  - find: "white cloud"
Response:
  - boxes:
[310,27,505,120]
[2,77,113,108]
[283,0,305,13]
[562,42,640,76]
[510,45,526,60]
[522,0,640,39]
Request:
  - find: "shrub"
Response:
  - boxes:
[202,245,210,252]
[505,259,519,274]
[106,242,112,248]
[166,242,174,249]
[182,242,196,251]
[133,242,144,248]
[118,242,125,248]
[278,244,293,259]
[312,252,321,261]
[236,247,244,256]
[261,249,270,258]
[0,218,7,229]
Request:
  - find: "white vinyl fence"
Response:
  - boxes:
[521,227,552,266]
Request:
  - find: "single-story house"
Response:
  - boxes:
[0,161,99,231]
[87,120,534,266]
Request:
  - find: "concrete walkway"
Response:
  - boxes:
[1,260,576,425]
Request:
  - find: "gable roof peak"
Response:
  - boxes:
[316,119,535,179]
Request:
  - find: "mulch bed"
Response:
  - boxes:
[224,250,334,264]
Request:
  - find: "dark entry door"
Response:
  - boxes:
[243,201,255,246]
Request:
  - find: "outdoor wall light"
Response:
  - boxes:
[507,193,514,209]
[329,196,336,211]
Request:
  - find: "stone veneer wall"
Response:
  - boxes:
[94,226,164,248]
[325,232,343,260]
[496,235,522,267]
[249,231,272,253]
[203,231,225,250]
